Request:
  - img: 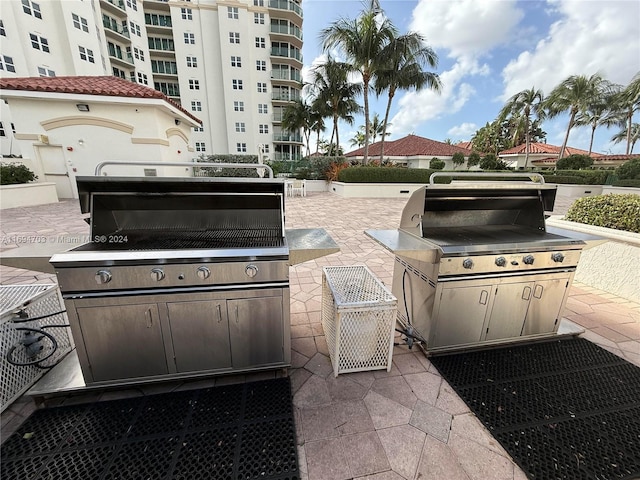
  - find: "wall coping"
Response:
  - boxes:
[546,215,640,247]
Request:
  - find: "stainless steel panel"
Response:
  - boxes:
[167,300,232,372]
[483,282,533,341]
[431,284,490,347]
[365,229,441,263]
[228,296,284,368]
[76,303,168,382]
[286,228,340,265]
[522,275,572,336]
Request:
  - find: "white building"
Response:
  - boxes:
[0,0,304,161]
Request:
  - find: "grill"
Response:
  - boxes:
[367,172,591,354]
[48,163,338,388]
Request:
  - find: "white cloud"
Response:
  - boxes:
[501,0,640,100]
[409,0,524,58]
[447,122,478,139]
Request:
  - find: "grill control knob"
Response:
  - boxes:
[197,266,211,280]
[245,264,259,278]
[551,252,565,263]
[495,256,507,267]
[523,255,535,265]
[95,270,112,285]
[150,268,165,282]
[462,258,474,269]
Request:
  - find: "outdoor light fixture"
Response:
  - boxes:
[76,104,90,112]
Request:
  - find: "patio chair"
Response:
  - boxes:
[290,179,306,197]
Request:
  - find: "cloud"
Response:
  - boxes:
[409,0,524,58]
[501,0,640,100]
[447,122,478,139]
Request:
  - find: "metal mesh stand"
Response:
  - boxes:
[322,266,397,377]
[1,285,74,412]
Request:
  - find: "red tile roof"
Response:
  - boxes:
[0,76,201,124]
[499,142,601,157]
[455,141,473,150]
[346,134,473,157]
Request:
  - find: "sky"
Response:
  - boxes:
[299,0,640,155]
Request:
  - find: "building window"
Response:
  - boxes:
[126,0,137,11]
[232,79,243,90]
[30,33,49,52]
[191,101,202,112]
[181,8,193,20]
[0,20,5,36]
[37,66,55,76]
[186,56,197,67]
[0,55,16,73]
[0,122,4,136]
[129,21,141,37]
[113,67,126,78]
[155,82,180,97]
[227,7,239,19]
[195,142,206,152]
[256,60,266,71]
[189,79,200,90]
[137,72,148,85]
[258,103,268,114]
[254,13,264,24]
[229,32,240,44]
[72,13,89,32]
[145,13,172,27]
[22,0,42,19]
[235,122,246,133]
[255,37,265,48]
[263,144,270,153]
[254,0,264,6]
[234,101,244,112]
[259,124,269,134]
[78,46,94,63]
[184,33,195,44]
[133,47,144,61]
[193,125,204,132]
[236,142,247,153]
[230,56,242,67]
[257,82,267,93]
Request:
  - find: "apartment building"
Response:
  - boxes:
[0,0,304,161]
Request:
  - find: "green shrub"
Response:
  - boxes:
[0,163,37,185]
[429,158,445,170]
[479,154,508,170]
[549,169,608,184]
[564,194,640,233]
[555,154,594,170]
[338,167,439,183]
[613,179,640,187]
[195,154,260,177]
[616,158,640,180]
[541,175,587,184]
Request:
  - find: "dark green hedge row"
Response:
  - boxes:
[612,179,640,187]
[539,175,585,184]
[550,169,609,184]
[565,194,640,233]
[337,167,441,183]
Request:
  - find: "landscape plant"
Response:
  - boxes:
[555,154,594,170]
[0,163,37,185]
[565,194,640,233]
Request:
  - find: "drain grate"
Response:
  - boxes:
[1,377,298,480]
[431,338,640,480]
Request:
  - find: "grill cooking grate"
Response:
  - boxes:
[431,338,640,480]
[1,378,298,480]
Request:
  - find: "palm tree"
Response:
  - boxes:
[544,74,612,158]
[282,99,312,157]
[617,72,640,155]
[611,123,640,154]
[309,108,326,155]
[350,130,366,148]
[321,7,397,164]
[574,87,622,156]
[357,113,388,145]
[499,88,544,168]
[375,32,441,161]
[308,58,362,156]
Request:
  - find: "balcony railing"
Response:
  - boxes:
[273,152,303,161]
[269,24,302,40]
[273,133,303,143]
[272,92,301,101]
[271,70,301,82]
[108,48,134,65]
[270,47,303,62]
[152,64,178,75]
[102,0,126,12]
[268,0,303,18]
[103,19,130,38]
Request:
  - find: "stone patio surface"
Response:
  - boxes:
[1,192,639,480]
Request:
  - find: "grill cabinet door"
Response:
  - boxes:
[167,300,232,372]
[76,304,168,382]
[432,285,490,347]
[228,296,284,368]
[484,281,534,341]
[522,275,571,336]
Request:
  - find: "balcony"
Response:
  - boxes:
[100,0,126,15]
[270,47,303,63]
[145,14,172,33]
[271,69,301,83]
[273,152,303,161]
[108,48,134,67]
[269,24,302,47]
[268,0,303,21]
[271,92,300,102]
[103,19,130,41]
[273,133,303,143]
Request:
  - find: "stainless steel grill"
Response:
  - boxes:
[367,173,590,354]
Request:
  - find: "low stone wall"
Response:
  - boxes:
[546,216,640,302]
[0,182,59,209]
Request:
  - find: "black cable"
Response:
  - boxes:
[6,327,58,367]
[11,310,67,323]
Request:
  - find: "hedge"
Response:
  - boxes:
[546,170,608,185]
[337,167,440,183]
[565,194,640,233]
[0,163,37,185]
[612,179,640,188]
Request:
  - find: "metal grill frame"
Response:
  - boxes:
[321,266,397,377]
[1,284,74,412]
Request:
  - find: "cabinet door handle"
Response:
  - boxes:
[522,286,532,301]
[216,304,222,323]
[145,308,153,328]
[235,304,239,323]
[479,290,488,305]
[533,284,544,299]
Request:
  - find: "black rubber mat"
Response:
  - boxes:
[431,338,640,480]
[1,377,298,480]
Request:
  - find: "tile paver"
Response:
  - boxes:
[2,191,640,480]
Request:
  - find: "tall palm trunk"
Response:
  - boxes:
[363,74,371,165]
[588,125,596,156]
[380,87,395,161]
[627,109,633,155]
[524,107,530,169]
[559,108,577,159]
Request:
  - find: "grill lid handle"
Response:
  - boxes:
[94,161,274,178]
[428,172,545,185]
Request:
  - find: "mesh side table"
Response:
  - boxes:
[322,266,397,377]
[1,284,74,411]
